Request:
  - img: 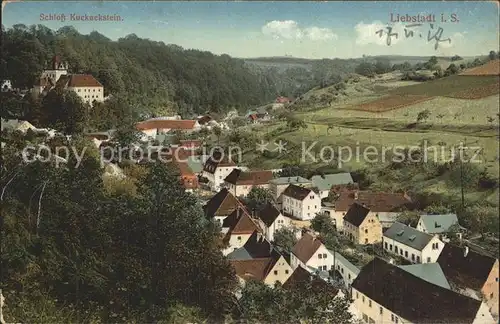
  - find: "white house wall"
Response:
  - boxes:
[222,233,252,256]
[382,235,444,264]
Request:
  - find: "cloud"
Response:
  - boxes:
[261,20,337,41]
[439,32,465,49]
[355,21,415,46]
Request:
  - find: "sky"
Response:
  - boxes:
[2,1,499,59]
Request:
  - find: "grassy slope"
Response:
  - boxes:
[242,71,499,207]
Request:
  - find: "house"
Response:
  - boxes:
[174,161,198,192]
[224,169,274,197]
[383,222,444,264]
[416,213,463,240]
[136,119,200,141]
[333,191,413,229]
[203,188,243,227]
[201,151,238,191]
[438,244,499,318]
[33,56,104,105]
[290,232,333,272]
[228,231,293,286]
[343,202,383,245]
[310,173,354,198]
[282,184,321,221]
[56,74,105,105]
[331,251,360,290]
[248,114,258,124]
[351,258,495,324]
[269,176,312,203]
[254,202,291,242]
[222,208,260,255]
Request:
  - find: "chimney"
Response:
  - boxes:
[464,246,469,257]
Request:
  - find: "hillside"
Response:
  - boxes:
[2,25,283,117]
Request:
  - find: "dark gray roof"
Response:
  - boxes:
[343,202,370,227]
[352,258,482,323]
[383,222,433,251]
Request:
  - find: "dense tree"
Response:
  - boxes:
[245,187,274,207]
[236,280,354,323]
[273,228,298,251]
[1,133,238,322]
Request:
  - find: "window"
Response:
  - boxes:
[391,314,394,322]
[237,236,241,241]
[308,206,310,210]
[322,253,327,258]
[365,238,368,244]
[356,292,359,299]
[365,229,368,234]
[323,265,327,271]
[368,300,372,307]
[416,256,420,263]
[496,278,499,282]
[341,268,344,274]
[427,257,431,263]
[77,89,80,92]
[385,242,388,249]
[390,244,393,250]
[490,293,494,299]
[400,249,403,256]
[310,195,313,199]
[395,246,398,254]
[362,296,365,303]
[411,254,415,261]
[395,317,399,323]
[318,254,322,259]
[314,205,317,209]
[379,307,383,315]
[348,274,351,280]
[274,270,278,275]
[405,251,408,258]
[285,270,289,274]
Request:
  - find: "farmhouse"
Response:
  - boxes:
[416,213,463,240]
[203,188,243,227]
[383,222,444,264]
[202,151,239,191]
[269,176,312,203]
[224,169,274,197]
[290,232,333,272]
[343,202,383,245]
[310,172,354,198]
[136,119,200,141]
[351,258,495,324]
[437,244,499,318]
[333,191,413,229]
[282,184,321,221]
[228,231,293,286]
[255,202,291,242]
[222,208,260,255]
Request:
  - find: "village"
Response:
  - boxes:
[1,53,499,324]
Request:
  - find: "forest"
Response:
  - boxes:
[1,24,356,118]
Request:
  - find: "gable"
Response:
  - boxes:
[360,213,381,228]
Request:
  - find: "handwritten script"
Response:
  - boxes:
[375,24,451,50]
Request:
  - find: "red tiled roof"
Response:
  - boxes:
[232,212,259,234]
[291,232,323,264]
[67,74,103,87]
[334,191,412,212]
[249,114,258,120]
[136,120,197,131]
[230,258,273,281]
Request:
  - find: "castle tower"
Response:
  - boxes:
[42,55,68,84]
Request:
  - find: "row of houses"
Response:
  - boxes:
[202,186,499,323]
